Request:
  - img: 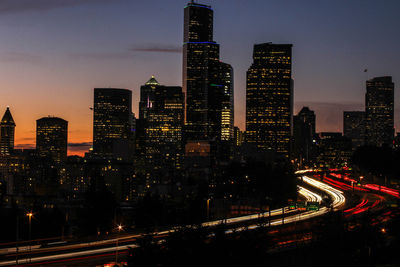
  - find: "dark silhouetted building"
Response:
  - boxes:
[36,116,68,164]
[293,107,316,164]
[365,76,394,147]
[394,133,400,149]
[183,2,233,142]
[93,88,134,160]
[343,111,365,149]
[233,127,244,147]
[246,43,293,158]
[0,107,16,155]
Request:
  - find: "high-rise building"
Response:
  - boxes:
[183,2,233,142]
[343,111,365,149]
[293,107,316,163]
[139,76,159,120]
[93,88,134,160]
[36,116,68,164]
[137,77,184,188]
[365,76,394,147]
[246,43,293,157]
[0,107,16,155]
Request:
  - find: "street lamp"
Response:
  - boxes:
[26,212,33,263]
[115,224,123,266]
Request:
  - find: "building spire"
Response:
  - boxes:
[145,75,160,86]
[1,107,16,126]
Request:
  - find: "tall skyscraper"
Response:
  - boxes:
[0,107,16,155]
[365,76,394,147]
[36,116,68,164]
[246,43,293,157]
[93,88,134,160]
[293,107,316,163]
[136,77,184,188]
[183,2,233,142]
[343,111,365,149]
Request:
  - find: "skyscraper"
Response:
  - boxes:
[0,107,16,155]
[36,116,68,164]
[365,76,394,147]
[93,88,134,160]
[183,2,233,142]
[136,77,185,188]
[343,111,365,149]
[246,43,293,157]
[293,107,316,163]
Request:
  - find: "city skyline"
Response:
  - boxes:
[1,0,399,156]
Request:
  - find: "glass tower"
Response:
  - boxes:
[183,2,233,142]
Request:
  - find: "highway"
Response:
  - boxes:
[0,175,343,266]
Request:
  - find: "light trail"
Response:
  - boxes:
[344,199,368,213]
[298,186,322,202]
[301,176,346,209]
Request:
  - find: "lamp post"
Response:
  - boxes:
[206,198,210,220]
[16,215,19,266]
[26,212,33,263]
[115,224,123,266]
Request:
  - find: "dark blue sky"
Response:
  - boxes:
[0,0,399,152]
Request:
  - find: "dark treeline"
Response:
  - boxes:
[126,210,400,267]
[214,159,298,207]
[352,145,400,182]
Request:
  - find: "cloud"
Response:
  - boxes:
[68,142,92,148]
[0,52,43,64]
[68,142,92,156]
[69,52,134,61]
[14,143,35,149]
[0,0,119,15]
[130,44,181,54]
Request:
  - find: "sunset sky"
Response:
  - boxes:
[1,0,399,156]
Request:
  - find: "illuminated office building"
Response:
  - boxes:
[0,107,16,155]
[183,2,233,142]
[365,76,394,147]
[137,77,184,186]
[246,43,293,157]
[93,88,134,160]
[36,116,68,164]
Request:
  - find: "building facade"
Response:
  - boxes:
[36,116,68,164]
[93,88,134,160]
[365,76,394,147]
[137,77,185,188]
[246,43,293,158]
[343,111,365,149]
[293,107,316,164]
